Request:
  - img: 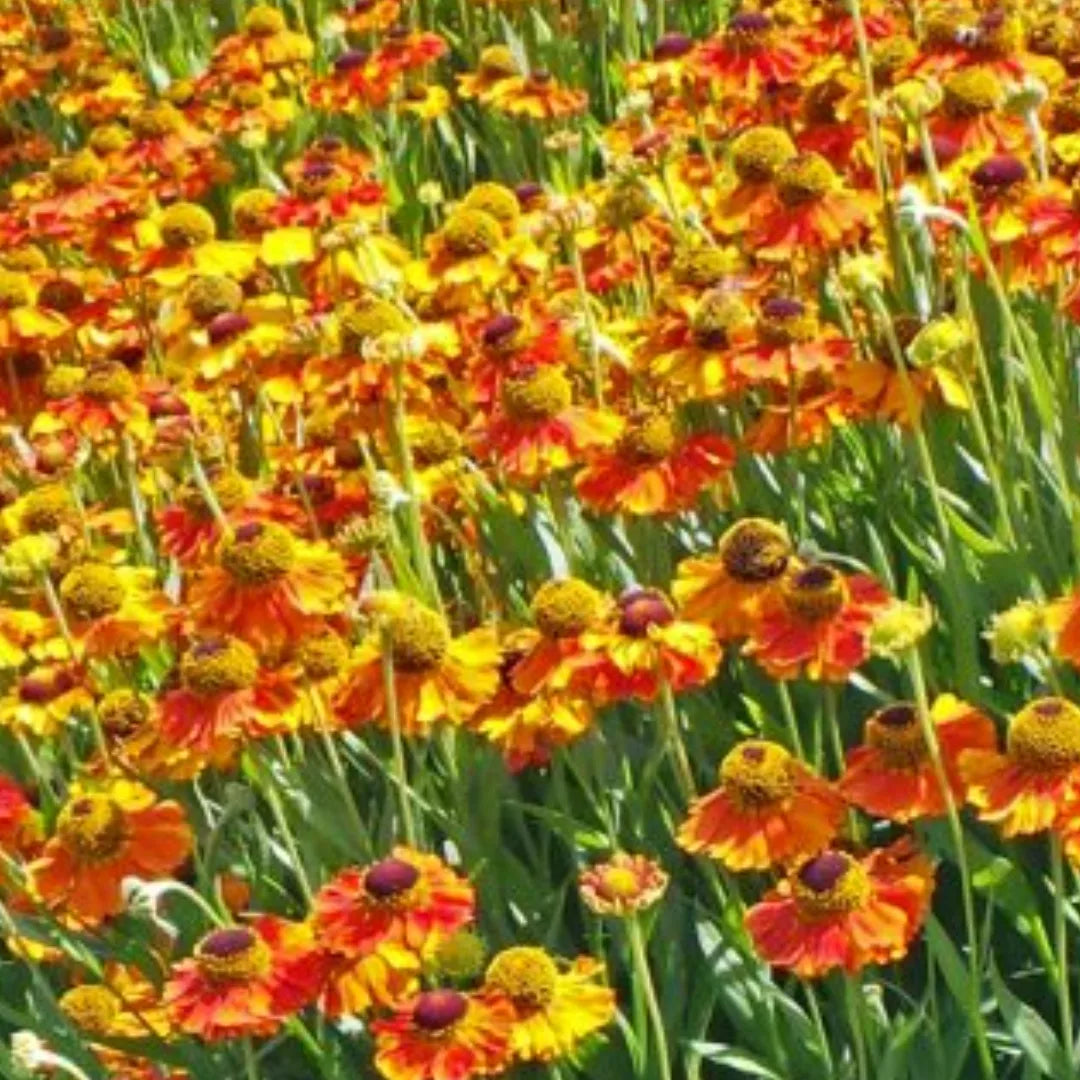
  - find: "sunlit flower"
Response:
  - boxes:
[579,852,669,916]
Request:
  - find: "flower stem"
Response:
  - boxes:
[905,646,994,1079]
[380,629,418,846]
[657,676,696,801]
[1051,833,1074,1063]
[627,914,673,1080]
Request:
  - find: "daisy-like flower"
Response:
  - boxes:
[470,364,622,483]
[165,918,327,1041]
[691,11,809,97]
[56,562,169,660]
[0,662,93,740]
[839,697,997,823]
[574,410,735,515]
[482,946,615,1063]
[572,587,721,705]
[29,777,192,923]
[470,630,595,771]
[678,739,845,871]
[579,853,669,916]
[743,561,891,682]
[1045,587,1080,668]
[961,697,1080,837]
[371,989,514,1080]
[333,592,499,736]
[745,840,935,977]
[188,522,347,653]
[313,848,473,1017]
[672,518,793,641]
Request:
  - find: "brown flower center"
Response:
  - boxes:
[56,795,128,863]
[719,739,796,808]
[1007,698,1080,772]
[717,518,791,584]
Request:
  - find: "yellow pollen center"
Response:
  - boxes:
[195,928,273,982]
[433,930,487,980]
[598,866,641,900]
[1008,698,1080,772]
[865,703,926,768]
[384,600,451,673]
[692,289,753,348]
[56,795,128,863]
[220,523,296,585]
[718,518,791,583]
[478,45,518,79]
[463,182,520,225]
[186,276,244,324]
[792,852,872,918]
[83,363,137,403]
[442,209,503,257]
[159,202,217,251]
[485,946,559,1010]
[781,564,845,622]
[182,637,260,695]
[297,630,349,680]
[672,247,736,290]
[500,366,573,422]
[731,126,797,183]
[98,689,149,736]
[776,153,837,207]
[719,740,796,807]
[340,299,411,354]
[943,67,1004,118]
[531,578,602,638]
[619,413,677,463]
[59,564,125,621]
[756,303,819,347]
[21,485,73,533]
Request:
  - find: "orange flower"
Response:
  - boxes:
[672,518,793,641]
[165,918,327,1041]
[961,697,1080,837]
[0,773,40,855]
[482,946,615,1063]
[333,592,499,736]
[313,848,474,1018]
[573,588,721,704]
[743,561,891,682]
[678,739,844,871]
[188,522,347,653]
[470,364,622,483]
[745,840,935,977]
[574,413,735,515]
[371,989,514,1080]
[579,852,669,916]
[839,696,997,823]
[1047,586,1080,667]
[692,12,809,97]
[30,777,192,923]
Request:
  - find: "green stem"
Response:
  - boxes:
[627,915,673,1080]
[657,676,696,801]
[845,977,869,1080]
[1051,833,1074,1063]
[380,629,418,845]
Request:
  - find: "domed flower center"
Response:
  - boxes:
[297,630,349,681]
[365,857,421,899]
[672,247,734,290]
[971,154,1027,195]
[196,927,272,982]
[731,126,797,184]
[943,67,1004,118]
[781,564,845,622]
[1007,697,1080,772]
[410,420,462,467]
[481,313,523,351]
[244,4,287,36]
[97,689,149,736]
[82,362,136,403]
[463,182,520,226]
[653,31,694,60]
[727,10,772,48]
[618,588,675,637]
[871,37,917,83]
[486,946,559,1010]
[442,209,503,257]
[221,522,296,586]
[19,668,73,704]
[60,563,125,621]
[792,851,871,917]
[718,518,791,584]
[757,296,818,347]
[618,413,677,464]
[59,985,120,1037]
[500,365,573,422]
[207,311,252,345]
[0,269,29,312]
[384,600,451,673]
[865,702,926,768]
[22,484,73,532]
[159,202,217,251]
[776,153,837,207]
[38,278,85,314]
[691,289,752,349]
[179,470,249,518]
[531,578,602,639]
[131,103,184,139]
[57,794,128,863]
[51,151,105,191]
[182,636,259,695]
[433,930,487,979]
[719,740,796,808]
[413,989,469,1032]
[597,866,642,900]
[186,275,244,325]
[335,48,369,72]
[478,44,518,79]
[340,299,410,354]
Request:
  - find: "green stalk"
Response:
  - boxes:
[1051,833,1075,1063]
[380,627,418,846]
[627,914,673,1080]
